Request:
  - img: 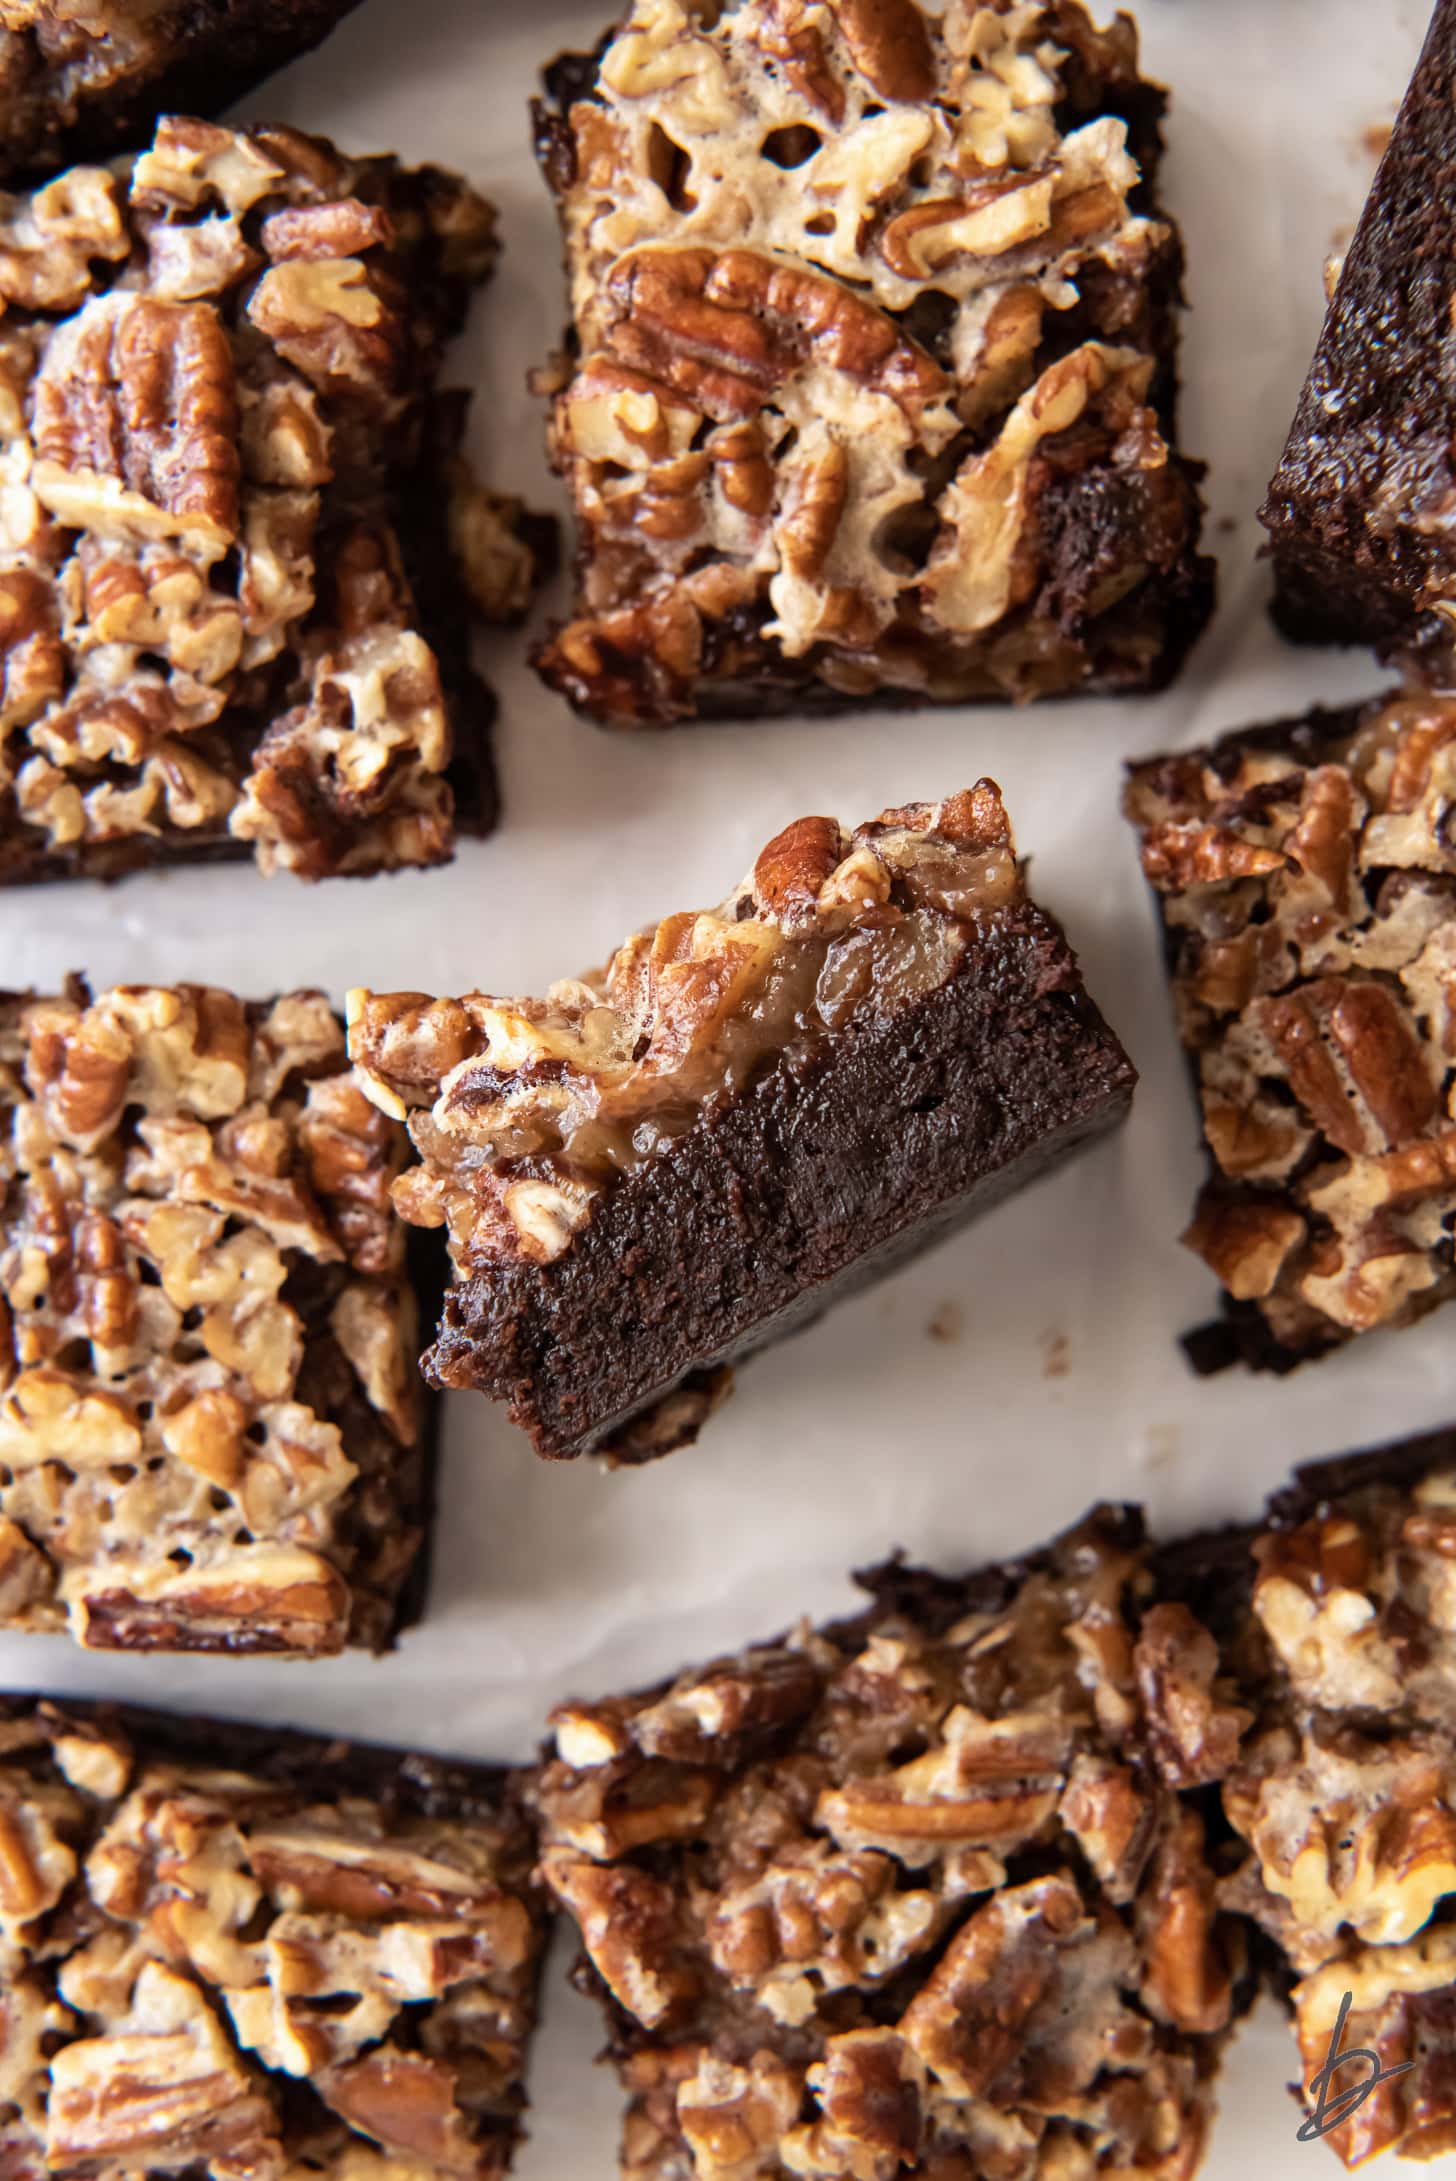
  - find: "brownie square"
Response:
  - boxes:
[531,0,1213,726]
[0,116,543,886]
[1194,1430,1456,2166]
[1261,0,1456,660]
[0,1694,545,2181]
[1124,693,1456,1369]
[534,1506,1246,2181]
[348,785,1136,1460]
[0,1,363,180]
[0,978,438,1654]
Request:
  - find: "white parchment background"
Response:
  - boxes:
[0,1,1444,2170]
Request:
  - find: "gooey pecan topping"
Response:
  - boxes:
[1126,693,1456,1362]
[533,0,1210,722]
[0,978,426,1655]
[0,1698,544,2181]
[0,114,535,883]
[536,1505,1246,2181]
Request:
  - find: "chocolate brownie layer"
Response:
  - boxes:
[532,0,1213,726]
[1261,1,1456,661]
[0,1,363,179]
[350,787,1135,1460]
[535,1504,1247,2181]
[0,979,439,1653]
[0,1693,545,2181]
[1125,692,1456,1369]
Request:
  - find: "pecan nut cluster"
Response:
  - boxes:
[0,979,429,1653]
[533,0,1212,723]
[1126,693,1456,1362]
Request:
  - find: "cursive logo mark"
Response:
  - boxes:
[1296,1990,1415,2143]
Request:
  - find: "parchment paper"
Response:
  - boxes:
[0,2,1442,2169]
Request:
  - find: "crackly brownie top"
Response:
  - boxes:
[0,1698,542,2181]
[1126,693,1456,1356]
[535,1508,1247,2181]
[534,0,1199,719]
[0,115,497,880]
[348,786,1024,1273]
[0,981,423,1655]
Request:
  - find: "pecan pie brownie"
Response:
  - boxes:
[1179,1429,1456,2165]
[0,2,362,179]
[1262,0,1456,662]
[532,0,1214,726]
[0,1693,545,2181]
[348,785,1136,1460]
[1125,694,1456,1370]
[534,1506,1248,2181]
[0,979,438,1654]
[0,116,544,885]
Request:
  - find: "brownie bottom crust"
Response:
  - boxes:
[424,903,1136,1458]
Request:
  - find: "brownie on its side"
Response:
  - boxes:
[0,2,362,179]
[0,1695,545,2181]
[0,979,437,1654]
[349,785,1137,1461]
[0,117,546,886]
[1125,692,1456,1370]
[534,1506,1248,2181]
[532,0,1213,726]
[1261,1,1456,660]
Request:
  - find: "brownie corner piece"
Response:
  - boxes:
[531,0,1212,726]
[0,2,364,178]
[534,1504,1244,2181]
[0,979,438,1654]
[350,784,1135,1460]
[1123,689,1456,1368]
[0,1693,546,2181]
[1260,0,1456,662]
[0,115,527,886]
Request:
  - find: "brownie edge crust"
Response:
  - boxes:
[1260,0,1456,661]
[0,1694,546,2181]
[350,785,1135,1461]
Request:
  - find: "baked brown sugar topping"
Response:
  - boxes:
[532,0,1213,724]
[1126,693,1456,1365]
[0,1697,544,2181]
[349,786,1022,1273]
[535,1508,1246,2181]
[0,980,431,1654]
[0,116,537,885]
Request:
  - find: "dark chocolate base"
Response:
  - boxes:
[1260,2,1456,667]
[425,903,1136,1458]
